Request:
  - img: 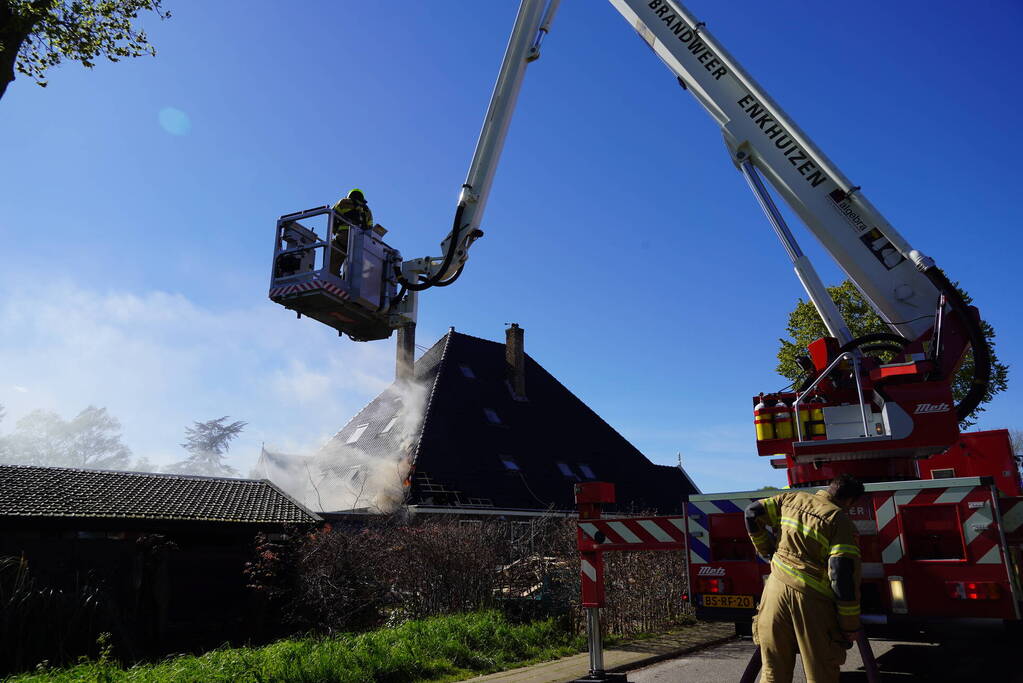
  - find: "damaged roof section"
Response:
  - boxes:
[322,327,698,515]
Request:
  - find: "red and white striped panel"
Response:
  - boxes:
[1001,499,1023,540]
[875,485,1003,566]
[580,555,603,607]
[269,280,349,300]
[577,516,686,552]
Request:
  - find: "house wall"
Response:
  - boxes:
[0,518,304,664]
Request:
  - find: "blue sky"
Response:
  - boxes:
[0,0,1020,492]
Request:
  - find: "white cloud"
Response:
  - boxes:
[0,279,396,472]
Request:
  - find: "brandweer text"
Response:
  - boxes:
[647,0,728,80]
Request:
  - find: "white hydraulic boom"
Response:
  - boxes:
[404,0,945,346]
[271,0,988,421]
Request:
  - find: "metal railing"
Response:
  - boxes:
[792,351,870,441]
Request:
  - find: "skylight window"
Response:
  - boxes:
[556,462,580,480]
[579,463,596,480]
[380,417,398,434]
[346,423,369,444]
[484,408,502,425]
[460,364,476,379]
[499,456,520,471]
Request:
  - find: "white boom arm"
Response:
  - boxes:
[399,0,560,288]
[406,0,941,344]
[607,0,940,342]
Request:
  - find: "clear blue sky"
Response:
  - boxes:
[0,0,1020,491]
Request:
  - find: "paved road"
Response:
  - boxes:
[629,627,1023,682]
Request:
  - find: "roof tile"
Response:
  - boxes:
[0,465,319,524]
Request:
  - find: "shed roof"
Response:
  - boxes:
[0,465,320,524]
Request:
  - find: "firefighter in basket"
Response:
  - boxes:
[330,188,386,276]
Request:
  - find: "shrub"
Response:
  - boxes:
[0,556,122,674]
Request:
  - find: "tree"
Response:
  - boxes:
[0,0,170,100]
[777,280,1009,428]
[165,416,245,477]
[0,405,131,469]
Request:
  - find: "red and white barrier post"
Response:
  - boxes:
[575,481,616,682]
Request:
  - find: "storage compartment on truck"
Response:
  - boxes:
[709,513,757,562]
[900,505,965,561]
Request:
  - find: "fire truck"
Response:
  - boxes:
[688,429,1023,632]
[267,0,1022,633]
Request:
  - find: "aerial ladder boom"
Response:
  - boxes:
[396,0,991,474]
[414,0,942,339]
[270,0,991,479]
[608,1,932,337]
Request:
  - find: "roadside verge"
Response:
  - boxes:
[465,622,736,683]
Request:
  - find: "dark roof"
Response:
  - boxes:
[0,465,320,524]
[327,329,699,514]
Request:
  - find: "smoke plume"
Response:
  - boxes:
[258,379,428,513]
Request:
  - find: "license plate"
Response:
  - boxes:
[701,594,754,609]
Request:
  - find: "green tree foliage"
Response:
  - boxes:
[165,416,245,477]
[777,280,1009,428]
[0,0,170,100]
[0,405,132,469]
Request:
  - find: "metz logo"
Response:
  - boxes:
[697,566,726,576]
[914,403,951,414]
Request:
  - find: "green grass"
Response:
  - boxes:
[7,612,589,683]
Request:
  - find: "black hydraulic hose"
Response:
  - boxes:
[828,333,911,390]
[838,333,911,354]
[858,343,907,356]
[384,284,408,314]
[396,202,467,292]
[921,266,991,422]
[433,265,465,287]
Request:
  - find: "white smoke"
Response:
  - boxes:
[258,379,429,513]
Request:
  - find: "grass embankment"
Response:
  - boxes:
[8,611,588,683]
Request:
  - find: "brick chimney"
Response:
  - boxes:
[505,323,526,399]
[396,322,415,382]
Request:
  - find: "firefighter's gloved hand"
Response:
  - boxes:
[842,630,861,649]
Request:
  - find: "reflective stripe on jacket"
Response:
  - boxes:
[747,489,861,632]
[332,197,374,231]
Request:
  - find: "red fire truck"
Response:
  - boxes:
[686,430,1023,631]
[266,0,1021,646]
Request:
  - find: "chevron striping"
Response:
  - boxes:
[639,519,676,543]
[607,521,643,544]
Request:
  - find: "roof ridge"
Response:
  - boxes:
[324,330,455,447]
[0,465,319,524]
[445,329,499,345]
[408,329,455,473]
[0,463,262,485]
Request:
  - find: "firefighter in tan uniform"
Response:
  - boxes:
[745,474,865,683]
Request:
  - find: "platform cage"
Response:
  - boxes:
[269,206,403,341]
